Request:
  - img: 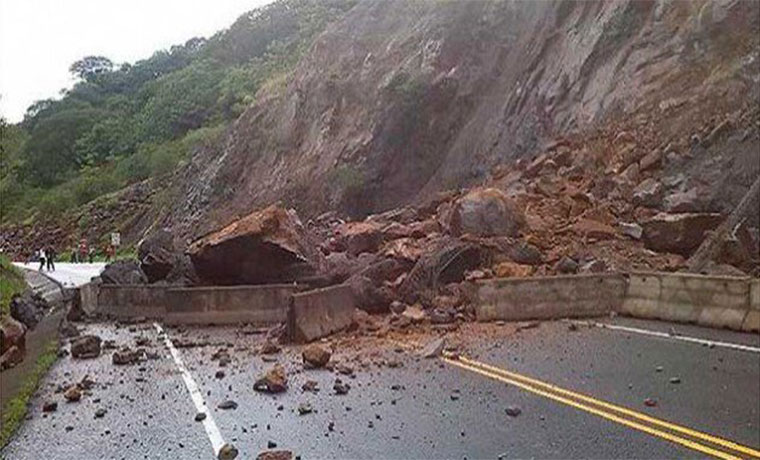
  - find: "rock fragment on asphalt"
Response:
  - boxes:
[302,344,331,368]
[505,406,522,417]
[64,386,82,402]
[298,402,313,415]
[644,398,657,407]
[70,335,102,359]
[333,378,350,395]
[195,412,207,422]
[218,443,239,460]
[420,337,445,358]
[257,449,293,460]
[254,365,288,393]
[669,377,681,384]
[218,400,238,410]
[42,401,58,412]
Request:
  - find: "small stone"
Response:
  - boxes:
[505,406,522,417]
[301,380,319,393]
[195,412,207,422]
[333,378,350,395]
[254,365,288,393]
[64,386,82,402]
[94,408,107,418]
[267,440,277,448]
[302,344,331,368]
[669,377,681,384]
[42,401,58,412]
[218,400,238,410]
[655,366,663,373]
[644,398,657,407]
[260,341,281,355]
[217,443,239,460]
[257,450,293,460]
[298,403,313,415]
[420,338,445,359]
[215,370,225,379]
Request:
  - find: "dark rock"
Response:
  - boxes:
[297,402,313,415]
[257,450,293,460]
[64,386,82,402]
[333,378,350,395]
[301,380,319,393]
[302,344,331,368]
[505,406,522,417]
[9,291,47,329]
[218,400,238,410]
[218,443,239,460]
[644,398,657,407]
[100,260,148,285]
[260,341,281,355]
[642,212,723,256]
[137,229,176,283]
[669,377,681,384]
[112,348,141,365]
[94,408,107,418]
[195,412,207,422]
[42,401,58,412]
[554,256,578,274]
[71,335,102,359]
[632,178,664,208]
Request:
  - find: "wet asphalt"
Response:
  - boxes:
[1,317,758,460]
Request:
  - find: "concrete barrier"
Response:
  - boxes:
[289,284,355,343]
[96,285,168,319]
[165,285,295,325]
[621,272,756,332]
[475,274,626,322]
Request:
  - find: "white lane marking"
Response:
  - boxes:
[154,322,226,455]
[594,322,760,353]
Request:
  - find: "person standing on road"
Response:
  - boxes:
[38,248,46,271]
[78,238,88,264]
[46,246,56,271]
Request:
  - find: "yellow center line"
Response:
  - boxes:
[442,356,756,460]
[447,354,760,459]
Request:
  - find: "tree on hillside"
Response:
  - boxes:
[69,56,114,82]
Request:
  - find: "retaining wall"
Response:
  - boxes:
[164,285,295,325]
[475,274,627,322]
[96,285,168,319]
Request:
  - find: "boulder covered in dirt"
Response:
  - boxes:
[188,206,326,285]
[447,188,525,237]
[253,364,288,393]
[10,290,48,329]
[101,260,148,285]
[642,213,723,256]
[70,335,102,359]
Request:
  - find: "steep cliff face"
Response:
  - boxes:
[175,0,760,238]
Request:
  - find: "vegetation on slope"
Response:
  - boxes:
[0,254,26,316]
[0,0,356,226]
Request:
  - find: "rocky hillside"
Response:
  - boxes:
[173,0,760,240]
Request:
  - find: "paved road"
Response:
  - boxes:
[13,262,106,288]
[2,316,758,459]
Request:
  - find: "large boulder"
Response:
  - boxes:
[10,291,48,329]
[336,221,384,256]
[642,213,723,256]
[188,206,326,285]
[137,229,176,283]
[101,260,148,285]
[1,315,26,370]
[447,188,525,237]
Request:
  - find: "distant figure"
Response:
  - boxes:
[70,248,78,263]
[38,248,46,271]
[78,239,88,264]
[46,246,56,271]
[88,248,95,263]
[105,244,115,262]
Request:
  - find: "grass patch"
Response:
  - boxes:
[0,254,26,317]
[0,340,59,449]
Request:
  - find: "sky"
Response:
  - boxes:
[0,0,272,122]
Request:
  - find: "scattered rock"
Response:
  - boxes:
[505,406,522,417]
[254,365,288,393]
[94,408,107,418]
[64,386,82,402]
[257,450,293,460]
[298,403,313,415]
[420,338,445,359]
[71,335,101,359]
[9,291,47,329]
[217,443,239,460]
[401,305,427,323]
[669,377,681,384]
[302,344,331,368]
[619,222,643,240]
[554,256,578,274]
[218,400,238,410]
[492,261,533,278]
[42,401,58,412]
[632,178,664,208]
[302,380,319,393]
[333,378,350,395]
[644,398,658,407]
[195,412,207,422]
[215,370,226,379]
[112,348,141,365]
[260,341,281,355]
